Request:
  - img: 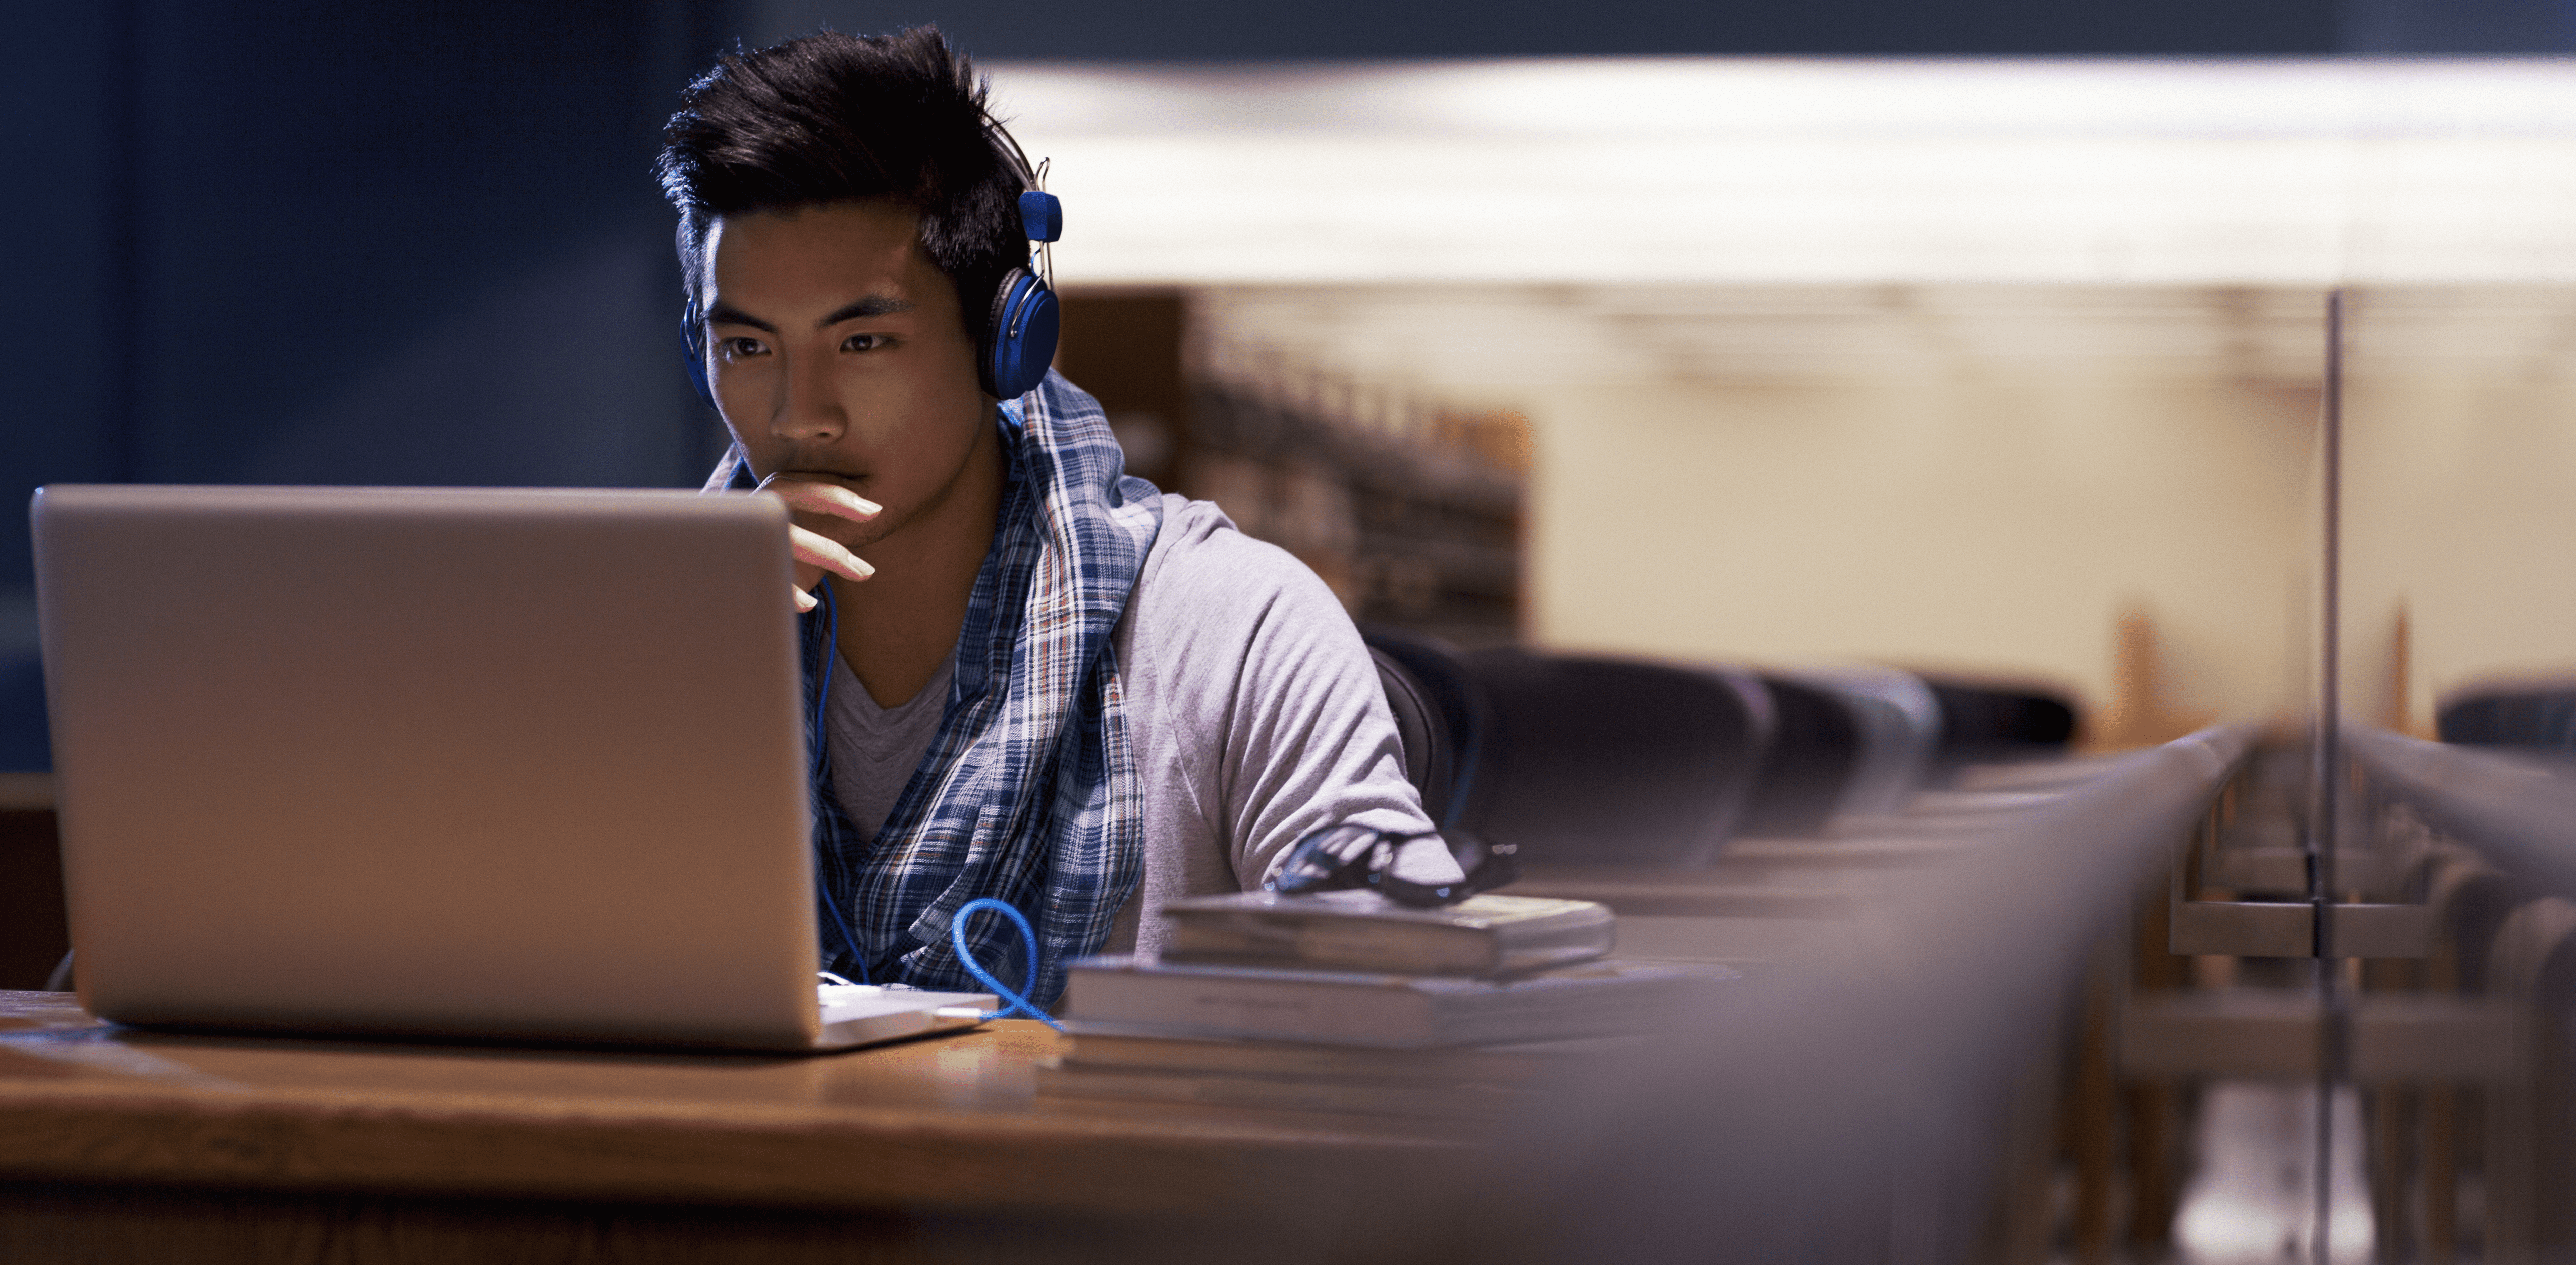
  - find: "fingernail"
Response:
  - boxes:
[794,586,818,611]
[849,553,877,578]
[836,487,882,515]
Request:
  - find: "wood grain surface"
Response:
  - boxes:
[1506,865,1866,918]
[0,990,1464,1229]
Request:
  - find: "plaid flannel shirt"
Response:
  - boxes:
[785,373,1161,1006]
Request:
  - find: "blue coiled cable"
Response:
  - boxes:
[950,897,1067,1031]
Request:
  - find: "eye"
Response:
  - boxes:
[719,336,768,360]
[841,333,893,353]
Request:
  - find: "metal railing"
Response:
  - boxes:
[1371,725,2258,1264]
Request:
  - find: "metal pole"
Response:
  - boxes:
[2312,287,2347,1265]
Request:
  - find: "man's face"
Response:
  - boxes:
[700,198,991,551]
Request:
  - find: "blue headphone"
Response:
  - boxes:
[680,119,1065,413]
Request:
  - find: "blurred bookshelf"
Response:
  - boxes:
[1057,291,1526,646]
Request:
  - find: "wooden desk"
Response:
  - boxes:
[1506,864,1873,919]
[0,991,1463,1263]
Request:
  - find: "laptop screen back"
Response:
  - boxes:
[33,485,821,1047]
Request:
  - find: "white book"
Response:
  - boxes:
[1159,890,1616,976]
[1063,955,1729,1048]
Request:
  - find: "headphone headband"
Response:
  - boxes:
[974,112,1062,399]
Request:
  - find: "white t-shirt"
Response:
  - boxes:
[821,494,1435,955]
[823,650,952,841]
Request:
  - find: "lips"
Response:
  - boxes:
[771,469,868,484]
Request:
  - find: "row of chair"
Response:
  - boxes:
[2440,679,2576,749]
[1361,628,2078,868]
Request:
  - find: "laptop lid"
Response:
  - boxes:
[33,485,833,1048]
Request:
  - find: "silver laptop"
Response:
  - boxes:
[32,484,992,1051]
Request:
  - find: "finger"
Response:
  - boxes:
[790,525,874,583]
[757,474,881,523]
[791,583,818,613]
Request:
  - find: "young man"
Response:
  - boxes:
[655,27,1438,1005]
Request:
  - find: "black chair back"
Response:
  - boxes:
[1362,628,1490,827]
[1734,675,1863,837]
[1786,665,1942,815]
[2439,681,2576,750]
[1457,649,1774,868]
[1367,646,1455,826]
[1916,674,2079,780]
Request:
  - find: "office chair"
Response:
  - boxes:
[1786,665,1943,815]
[2437,680,2576,750]
[1367,645,1456,829]
[1454,649,1775,868]
[1914,673,2080,783]
[1731,674,1863,838]
[1361,628,1489,829]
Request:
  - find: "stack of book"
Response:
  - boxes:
[1040,889,1731,1118]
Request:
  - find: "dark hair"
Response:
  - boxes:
[655,26,1028,350]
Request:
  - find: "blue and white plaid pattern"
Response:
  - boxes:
[795,371,1162,1007]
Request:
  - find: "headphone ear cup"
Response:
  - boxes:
[1003,285,1059,399]
[982,269,1059,400]
[979,270,1021,398]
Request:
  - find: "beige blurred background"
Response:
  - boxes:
[1191,286,2325,725]
[1015,60,2576,736]
[2343,288,2576,731]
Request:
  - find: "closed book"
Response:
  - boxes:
[1061,1028,1637,1084]
[1158,890,1615,976]
[1062,955,1724,1048]
[1034,1058,1523,1119]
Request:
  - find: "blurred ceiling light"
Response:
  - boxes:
[1180,284,2576,391]
[987,60,2576,285]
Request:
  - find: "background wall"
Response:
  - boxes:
[1519,375,2319,721]
[0,1,741,767]
[2340,288,2576,729]
[1188,285,2332,722]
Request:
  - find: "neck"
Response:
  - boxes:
[827,409,1006,708]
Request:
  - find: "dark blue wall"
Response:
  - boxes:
[119,5,711,489]
[0,1,742,768]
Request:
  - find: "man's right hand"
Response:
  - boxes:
[753,475,880,612]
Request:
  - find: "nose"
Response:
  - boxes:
[769,346,845,444]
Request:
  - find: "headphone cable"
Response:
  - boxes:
[950,897,1067,1031]
[812,582,870,985]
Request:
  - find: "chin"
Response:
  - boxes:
[818,507,906,552]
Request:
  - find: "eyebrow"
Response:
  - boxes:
[704,304,774,333]
[704,295,915,333]
[820,295,914,324]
